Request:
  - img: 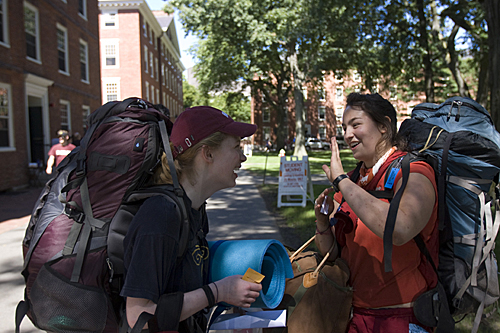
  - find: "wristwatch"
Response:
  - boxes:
[331,174,349,193]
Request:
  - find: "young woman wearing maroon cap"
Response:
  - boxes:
[121,106,259,332]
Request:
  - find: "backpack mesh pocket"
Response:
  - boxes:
[30,262,108,332]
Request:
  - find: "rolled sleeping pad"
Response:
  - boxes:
[208,239,293,309]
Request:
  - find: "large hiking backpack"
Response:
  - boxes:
[15,98,190,333]
[377,97,500,332]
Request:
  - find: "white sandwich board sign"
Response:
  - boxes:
[277,156,314,207]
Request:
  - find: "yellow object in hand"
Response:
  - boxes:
[242,268,265,284]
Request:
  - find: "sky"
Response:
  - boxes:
[145,0,197,71]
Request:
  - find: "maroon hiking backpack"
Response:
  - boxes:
[15,98,190,333]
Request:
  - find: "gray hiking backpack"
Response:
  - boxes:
[380,97,500,333]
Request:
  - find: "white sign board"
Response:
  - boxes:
[277,156,314,207]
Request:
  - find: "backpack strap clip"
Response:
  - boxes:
[64,205,85,224]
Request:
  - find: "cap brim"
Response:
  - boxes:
[220,122,257,138]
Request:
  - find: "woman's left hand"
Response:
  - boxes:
[322,137,345,183]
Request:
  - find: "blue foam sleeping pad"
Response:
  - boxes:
[208,239,293,309]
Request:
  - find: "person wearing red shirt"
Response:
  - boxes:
[314,93,439,332]
[46,130,76,174]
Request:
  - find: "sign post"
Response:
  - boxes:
[277,156,314,207]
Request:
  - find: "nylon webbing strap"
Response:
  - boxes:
[129,311,153,333]
[438,133,453,231]
[70,220,92,283]
[158,120,190,258]
[383,154,411,272]
[62,221,83,256]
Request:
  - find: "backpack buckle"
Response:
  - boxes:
[64,205,85,223]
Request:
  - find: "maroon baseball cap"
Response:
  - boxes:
[170,106,257,158]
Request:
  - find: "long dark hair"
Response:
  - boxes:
[346,93,408,151]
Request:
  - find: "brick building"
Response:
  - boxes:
[0,0,101,191]
[252,70,426,148]
[98,0,184,118]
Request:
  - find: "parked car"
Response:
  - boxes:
[305,137,324,150]
[321,140,331,150]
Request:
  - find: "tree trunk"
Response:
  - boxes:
[476,50,489,107]
[418,0,434,102]
[289,50,308,158]
[446,25,471,98]
[481,0,500,130]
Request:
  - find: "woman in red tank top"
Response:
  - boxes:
[314,93,439,333]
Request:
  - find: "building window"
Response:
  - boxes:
[102,78,120,103]
[162,92,166,106]
[336,87,343,101]
[0,0,9,46]
[0,83,12,148]
[149,28,153,44]
[353,70,361,82]
[56,24,69,74]
[143,21,147,37]
[318,86,325,101]
[79,39,89,83]
[145,81,150,101]
[144,46,148,73]
[78,0,87,19]
[60,100,70,131]
[262,107,270,122]
[335,71,343,83]
[318,105,326,121]
[103,40,118,68]
[102,10,117,28]
[161,63,165,86]
[150,85,155,103]
[262,126,271,142]
[155,58,158,81]
[149,52,154,77]
[319,126,326,140]
[156,89,159,105]
[25,3,40,61]
[82,105,90,131]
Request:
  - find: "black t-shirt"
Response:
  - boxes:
[120,194,209,331]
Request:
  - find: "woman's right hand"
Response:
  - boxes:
[216,275,262,308]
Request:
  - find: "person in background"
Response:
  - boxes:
[46,130,76,174]
[121,106,262,332]
[71,132,81,147]
[314,93,439,332]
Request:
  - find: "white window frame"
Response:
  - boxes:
[101,9,117,28]
[150,85,155,103]
[155,58,159,81]
[102,39,119,69]
[0,0,10,48]
[79,39,89,83]
[262,126,271,142]
[25,2,41,63]
[336,87,343,101]
[145,81,150,101]
[149,51,153,77]
[318,105,326,121]
[102,78,120,102]
[56,24,69,75]
[0,82,14,150]
[353,70,362,82]
[262,107,270,122]
[144,46,148,73]
[59,100,71,131]
[318,86,325,101]
[319,126,326,140]
[82,105,90,131]
[78,0,87,20]
[162,92,166,106]
[156,89,159,105]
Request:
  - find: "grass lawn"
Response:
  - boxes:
[245,149,500,332]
